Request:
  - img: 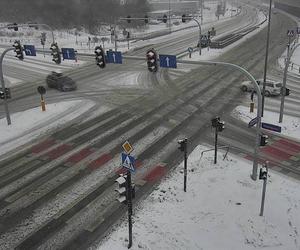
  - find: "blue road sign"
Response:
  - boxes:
[188,47,193,53]
[61,48,76,60]
[159,54,177,68]
[261,122,281,133]
[106,50,122,64]
[23,45,36,56]
[248,116,258,128]
[287,30,295,37]
[121,153,135,172]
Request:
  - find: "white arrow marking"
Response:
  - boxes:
[25,49,31,55]
[66,50,70,58]
[112,53,116,63]
[166,57,170,67]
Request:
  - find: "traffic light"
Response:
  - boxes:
[94,46,106,68]
[127,15,131,23]
[260,134,268,146]
[162,14,168,23]
[144,15,149,24]
[182,14,186,23]
[259,165,268,180]
[285,88,290,96]
[41,39,45,46]
[0,90,4,99]
[146,49,158,72]
[178,138,187,152]
[13,22,18,31]
[13,40,24,60]
[50,43,61,64]
[211,117,220,128]
[5,88,11,99]
[115,174,127,204]
[217,120,225,132]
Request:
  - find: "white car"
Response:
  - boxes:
[240,79,282,96]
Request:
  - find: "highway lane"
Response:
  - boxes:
[0,5,299,250]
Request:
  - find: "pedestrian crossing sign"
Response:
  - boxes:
[121,153,135,172]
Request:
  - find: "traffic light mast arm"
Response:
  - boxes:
[0,47,14,125]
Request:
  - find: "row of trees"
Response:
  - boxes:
[0,0,149,32]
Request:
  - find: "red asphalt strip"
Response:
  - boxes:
[65,148,94,164]
[31,138,56,154]
[88,153,112,171]
[260,146,293,161]
[45,144,73,160]
[143,165,167,182]
[273,139,300,153]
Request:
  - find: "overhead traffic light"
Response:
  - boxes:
[178,138,187,152]
[260,134,268,146]
[144,15,149,24]
[13,40,24,60]
[115,174,127,204]
[50,43,61,64]
[146,49,158,72]
[162,14,168,23]
[182,14,186,23]
[94,46,106,68]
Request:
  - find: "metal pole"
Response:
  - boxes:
[259,165,268,216]
[214,126,218,164]
[114,25,118,51]
[261,0,272,117]
[279,36,291,123]
[191,18,202,55]
[169,0,171,33]
[127,170,133,249]
[201,0,203,25]
[0,48,14,125]
[184,139,188,192]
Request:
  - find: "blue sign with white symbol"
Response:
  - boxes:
[106,50,122,64]
[159,54,177,68]
[61,48,76,60]
[121,153,135,172]
[261,122,281,133]
[188,47,193,53]
[248,116,258,128]
[23,45,36,56]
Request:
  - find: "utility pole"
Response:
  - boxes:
[279,32,293,123]
[201,0,203,25]
[261,0,272,117]
[126,170,133,248]
[168,0,171,33]
[178,138,188,192]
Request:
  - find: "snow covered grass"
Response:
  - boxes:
[97,144,300,250]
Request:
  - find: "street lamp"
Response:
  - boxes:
[261,0,272,117]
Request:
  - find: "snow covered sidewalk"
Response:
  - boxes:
[97,145,300,250]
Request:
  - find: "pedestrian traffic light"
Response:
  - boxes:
[144,15,149,24]
[260,134,268,146]
[182,14,186,23]
[285,88,290,96]
[146,49,158,72]
[178,138,187,152]
[115,174,128,204]
[94,46,106,68]
[13,40,24,60]
[259,165,268,180]
[211,117,220,128]
[0,90,4,99]
[217,120,225,132]
[163,14,168,23]
[127,15,131,23]
[5,88,11,99]
[50,43,61,64]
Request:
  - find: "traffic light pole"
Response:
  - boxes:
[259,163,268,216]
[214,126,218,164]
[184,140,188,192]
[0,48,14,125]
[126,170,133,249]
[279,35,292,123]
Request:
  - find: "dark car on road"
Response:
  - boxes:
[46,71,77,92]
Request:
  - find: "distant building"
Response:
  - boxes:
[274,0,300,17]
[148,1,199,15]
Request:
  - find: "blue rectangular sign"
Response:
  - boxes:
[261,122,281,133]
[23,45,36,56]
[61,48,76,60]
[106,51,122,64]
[248,116,258,128]
[159,54,177,68]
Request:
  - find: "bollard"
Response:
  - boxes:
[250,102,254,113]
[41,98,46,111]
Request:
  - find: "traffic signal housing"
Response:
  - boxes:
[115,175,127,204]
[127,15,131,23]
[163,14,168,23]
[217,120,225,132]
[50,43,61,64]
[178,138,187,152]
[182,14,186,23]
[13,40,24,60]
[260,134,268,146]
[146,49,158,72]
[144,15,149,24]
[94,46,106,68]
[259,165,268,180]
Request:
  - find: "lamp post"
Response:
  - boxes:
[261,0,272,117]
[169,0,171,33]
